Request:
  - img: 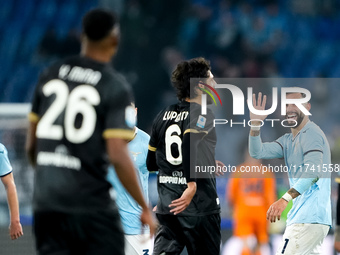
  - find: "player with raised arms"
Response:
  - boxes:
[248,90,331,254]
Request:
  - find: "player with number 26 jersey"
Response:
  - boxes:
[26,9,156,255]
[29,55,135,213]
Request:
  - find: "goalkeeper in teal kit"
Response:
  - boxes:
[248,90,331,255]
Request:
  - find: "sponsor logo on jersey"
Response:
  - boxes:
[37,145,81,170]
[159,175,187,185]
[172,171,183,177]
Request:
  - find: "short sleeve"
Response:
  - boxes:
[0,145,12,177]
[184,107,214,136]
[148,111,163,152]
[28,70,49,123]
[102,76,135,140]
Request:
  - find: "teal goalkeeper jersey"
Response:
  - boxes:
[107,127,150,235]
[0,143,12,177]
[249,121,332,227]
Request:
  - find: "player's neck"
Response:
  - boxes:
[291,117,309,137]
[81,44,115,63]
[185,96,201,105]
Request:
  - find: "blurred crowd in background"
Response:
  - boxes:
[1,0,340,245]
[2,0,340,122]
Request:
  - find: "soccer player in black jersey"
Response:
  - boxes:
[26,9,156,255]
[147,58,221,255]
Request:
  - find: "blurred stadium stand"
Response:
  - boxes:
[1,0,340,115]
[0,0,340,254]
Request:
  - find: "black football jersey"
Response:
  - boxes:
[149,101,220,216]
[29,55,135,213]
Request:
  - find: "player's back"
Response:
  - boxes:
[30,55,134,213]
[149,102,189,175]
[149,101,220,216]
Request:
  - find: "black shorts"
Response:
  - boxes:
[34,210,124,255]
[153,213,221,255]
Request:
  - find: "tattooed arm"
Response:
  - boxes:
[266,188,301,223]
[287,188,300,199]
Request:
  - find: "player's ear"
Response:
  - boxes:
[305,102,311,111]
[198,81,204,89]
[109,35,119,48]
[110,25,120,47]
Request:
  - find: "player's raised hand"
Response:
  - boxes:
[140,207,157,238]
[9,221,23,240]
[249,92,268,125]
[266,198,288,223]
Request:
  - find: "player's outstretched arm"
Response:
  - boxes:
[106,138,157,237]
[1,173,23,239]
[266,188,300,223]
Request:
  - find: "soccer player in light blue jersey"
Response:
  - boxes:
[0,143,23,240]
[107,104,152,255]
[248,91,331,255]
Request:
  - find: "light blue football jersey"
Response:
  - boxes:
[0,143,12,177]
[249,121,332,227]
[107,127,150,235]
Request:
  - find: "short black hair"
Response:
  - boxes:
[171,57,211,101]
[82,8,117,41]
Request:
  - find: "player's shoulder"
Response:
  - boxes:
[100,68,131,97]
[136,127,150,141]
[277,133,291,144]
[103,67,128,86]
[303,121,323,134]
[152,103,181,124]
[37,55,83,81]
[0,143,6,153]
[190,103,214,120]
[301,121,326,141]
[38,57,68,78]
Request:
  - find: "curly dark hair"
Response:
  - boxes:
[171,57,211,101]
